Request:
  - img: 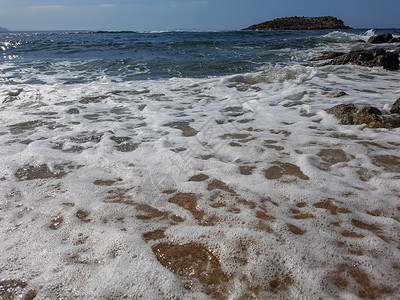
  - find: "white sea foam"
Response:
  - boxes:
[1,57,400,299]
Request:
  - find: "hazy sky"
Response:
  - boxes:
[1,0,399,31]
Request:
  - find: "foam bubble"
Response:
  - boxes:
[1,39,400,299]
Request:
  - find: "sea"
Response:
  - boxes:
[1,29,400,299]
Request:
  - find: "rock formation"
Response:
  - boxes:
[368,33,400,44]
[243,16,352,31]
[390,98,400,114]
[326,99,400,129]
[311,48,399,71]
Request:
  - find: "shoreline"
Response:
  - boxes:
[1,29,400,299]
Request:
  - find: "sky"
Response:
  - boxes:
[0,0,399,31]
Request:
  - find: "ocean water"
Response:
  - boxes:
[1,29,400,299]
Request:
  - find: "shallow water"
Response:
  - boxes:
[1,29,400,299]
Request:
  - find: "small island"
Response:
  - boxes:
[243,16,352,30]
[0,27,9,32]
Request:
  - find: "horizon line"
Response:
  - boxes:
[2,27,400,33]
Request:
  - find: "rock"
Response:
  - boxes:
[311,48,399,71]
[326,91,347,98]
[8,88,23,97]
[242,16,352,31]
[368,33,394,43]
[326,104,357,125]
[370,51,400,71]
[353,107,382,128]
[390,98,400,114]
[309,52,346,61]
[367,33,400,44]
[66,108,80,114]
[330,49,383,64]
[383,116,400,128]
[327,102,400,129]
[369,48,388,57]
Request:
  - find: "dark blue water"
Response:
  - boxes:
[1,29,399,81]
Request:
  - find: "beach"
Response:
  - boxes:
[1,29,400,299]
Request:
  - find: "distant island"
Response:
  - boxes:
[243,16,352,30]
[0,27,9,32]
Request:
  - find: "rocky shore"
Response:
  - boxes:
[326,98,400,129]
[317,33,400,128]
[310,33,400,71]
[243,16,352,31]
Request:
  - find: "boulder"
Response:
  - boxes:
[370,51,400,71]
[311,48,399,71]
[353,107,383,128]
[326,104,357,125]
[326,99,400,129]
[383,116,400,129]
[390,98,400,114]
[368,33,393,43]
[367,33,400,44]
